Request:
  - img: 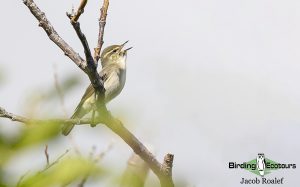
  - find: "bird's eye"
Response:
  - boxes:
[112,49,118,53]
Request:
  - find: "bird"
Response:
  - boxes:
[62,41,132,135]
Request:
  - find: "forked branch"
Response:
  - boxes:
[19,0,175,186]
[23,0,105,99]
[70,0,88,23]
[66,2,105,99]
[0,105,174,186]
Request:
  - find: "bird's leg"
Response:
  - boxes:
[90,93,97,127]
[97,105,111,122]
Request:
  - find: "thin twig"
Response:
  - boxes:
[16,170,31,187]
[94,0,109,63]
[39,149,69,173]
[66,1,93,65]
[44,145,50,166]
[70,0,88,23]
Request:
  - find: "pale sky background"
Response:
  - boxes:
[1,0,300,186]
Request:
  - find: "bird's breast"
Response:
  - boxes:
[104,69,126,103]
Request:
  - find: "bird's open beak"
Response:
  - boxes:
[120,41,129,49]
[124,47,133,52]
[120,41,132,52]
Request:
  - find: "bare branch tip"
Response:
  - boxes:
[162,153,174,179]
[94,0,110,61]
[0,106,5,113]
[69,0,88,23]
[163,153,174,167]
[66,12,72,19]
[0,107,7,118]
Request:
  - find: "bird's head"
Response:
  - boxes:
[100,41,132,68]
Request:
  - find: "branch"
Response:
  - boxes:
[70,0,87,23]
[94,0,109,62]
[0,106,28,124]
[66,0,105,100]
[162,154,174,176]
[0,106,103,125]
[70,22,94,68]
[104,116,174,187]
[161,154,174,187]
[0,106,174,187]
[23,0,105,100]
[21,1,175,186]
[66,2,95,70]
[23,0,86,71]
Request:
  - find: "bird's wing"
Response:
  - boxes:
[71,84,94,118]
[100,63,120,79]
[80,84,95,103]
[74,66,114,112]
[78,68,112,103]
[72,64,122,118]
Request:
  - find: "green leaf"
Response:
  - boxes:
[12,121,61,149]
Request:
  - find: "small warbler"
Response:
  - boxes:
[62,41,132,135]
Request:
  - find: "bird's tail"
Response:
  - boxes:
[61,124,74,136]
[61,107,84,136]
[61,124,75,136]
[61,113,77,136]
